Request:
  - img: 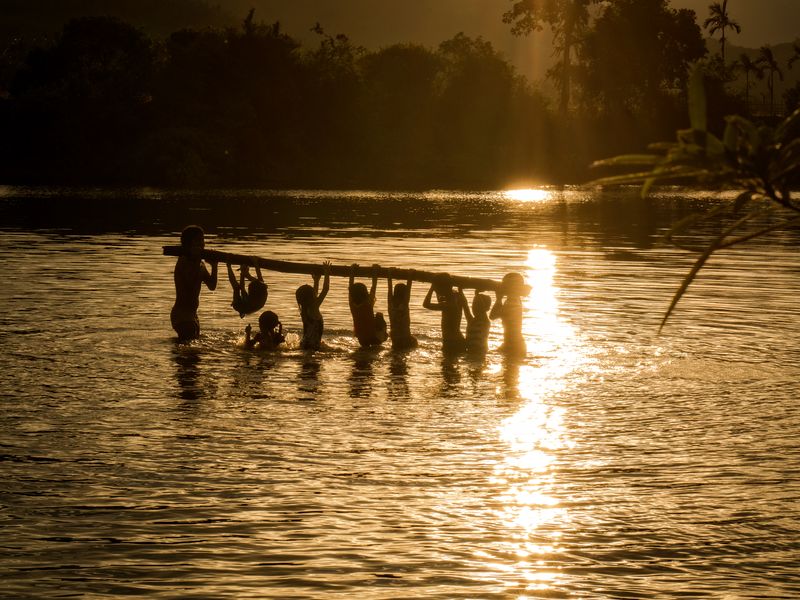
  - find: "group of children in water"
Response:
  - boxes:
[171,225,528,357]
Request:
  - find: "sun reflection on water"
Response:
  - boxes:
[503,188,551,203]
[486,247,583,595]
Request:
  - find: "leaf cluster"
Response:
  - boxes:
[591,65,800,330]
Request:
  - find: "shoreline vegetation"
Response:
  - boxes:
[1,4,798,190]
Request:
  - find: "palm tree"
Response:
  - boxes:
[757,45,784,115]
[734,53,763,110]
[788,39,800,70]
[703,0,741,65]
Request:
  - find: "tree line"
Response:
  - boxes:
[0,1,796,188]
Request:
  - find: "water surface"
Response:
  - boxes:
[1,187,799,598]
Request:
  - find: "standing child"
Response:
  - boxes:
[490,272,529,357]
[244,311,285,351]
[227,259,267,318]
[171,225,218,341]
[349,264,388,348]
[460,288,492,355]
[296,261,331,351]
[423,274,466,354]
[387,268,418,350]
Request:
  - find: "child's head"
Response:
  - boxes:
[472,293,491,314]
[432,274,453,299]
[259,310,279,332]
[393,282,409,304]
[501,272,530,297]
[350,282,368,304]
[180,225,205,258]
[296,284,314,308]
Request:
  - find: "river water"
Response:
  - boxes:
[0,187,798,599]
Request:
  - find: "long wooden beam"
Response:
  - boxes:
[163,246,508,291]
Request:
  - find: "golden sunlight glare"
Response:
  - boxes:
[503,189,551,203]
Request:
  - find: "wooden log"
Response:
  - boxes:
[163,245,508,292]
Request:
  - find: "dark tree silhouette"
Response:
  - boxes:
[757,45,784,116]
[503,0,599,114]
[702,0,741,66]
[733,53,763,109]
[578,0,706,114]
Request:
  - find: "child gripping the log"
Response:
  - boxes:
[349,263,388,348]
[296,261,331,352]
[423,273,466,354]
[490,272,530,357]
[227,258,267,318]
[171,225,218,341]
[460,288,492,355]
[387,268,418,350]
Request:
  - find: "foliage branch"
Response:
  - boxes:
[591,65,800,331]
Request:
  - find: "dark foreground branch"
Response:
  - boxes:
[163,246,507,292]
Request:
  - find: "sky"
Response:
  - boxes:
[233,0,799,81]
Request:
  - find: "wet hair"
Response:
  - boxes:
[350,282,368,303]
[296,284,314,307]
[259,310,279,330]
[472,293,491,313]
[393,282,409,303]
[180,225,204,248]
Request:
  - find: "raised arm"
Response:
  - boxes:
[369,264,379,303]
[489,290,504,320]
[317,261,331,305]
[387,268,394,308]
[423,284,441,311]
[459,288,474,323]
[226,262,238,289]
[203,259,218,291]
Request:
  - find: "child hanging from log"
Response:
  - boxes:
[296,261,331,351]
[387,268,418,350]
[349,263,388,348]
[490,272,530,357]
[423,273,466,354]
[227,258,267,318]
[244,310,285,351]
[459,288,492,355]
[171,225,218,341]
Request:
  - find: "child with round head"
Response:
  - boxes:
[387,267,418,350]
[460,288,492,355]
[349,263,387,348]
[423,273,466,354]
[171,225,218,341]
[490,272,530,357]
[245,309,284,350]
[228,258,268,318]
[296,261,331,351]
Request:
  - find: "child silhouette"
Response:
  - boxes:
[349,263,388,348]
[296,261,331,351]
